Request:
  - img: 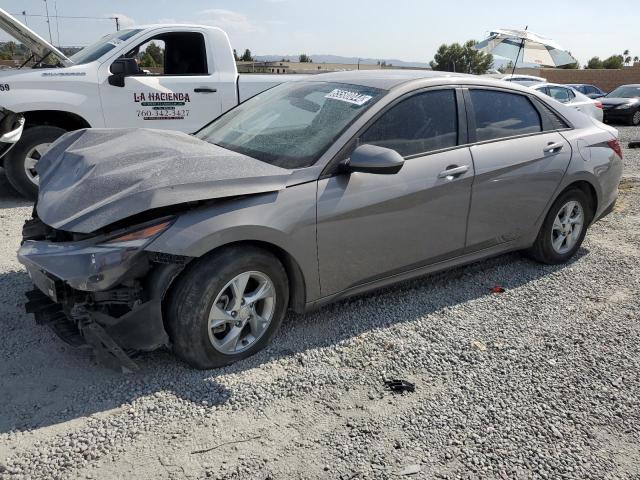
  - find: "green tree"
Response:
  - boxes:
[145,42,164,65]
[602,55,624,69]
[233,49,239,61]
[586,57,603,69]
[498,60,514,74]
[430,40,493,74]
[240,49,253,62]
[299,53,312,63]
[5,41,16,57]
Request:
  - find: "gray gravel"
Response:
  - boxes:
[1,127,639,479]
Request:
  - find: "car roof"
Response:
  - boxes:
[303,69,532,91]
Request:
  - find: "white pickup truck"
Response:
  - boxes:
[0,9,301,198]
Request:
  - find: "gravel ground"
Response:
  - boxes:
[0,127,639,480]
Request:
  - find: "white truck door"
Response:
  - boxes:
[98,28,223,133]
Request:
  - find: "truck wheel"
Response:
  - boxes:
[527,188,593,265]
[5,126,66,200]
[166,246,289,369]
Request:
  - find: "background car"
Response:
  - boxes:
[567,84,607,99]
[529,83,603,122]
[486,73,547,85]
[600,84,640,126]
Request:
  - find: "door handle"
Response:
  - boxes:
[543,142,564,154]
[438,165,469,179]
[194,87,217,93]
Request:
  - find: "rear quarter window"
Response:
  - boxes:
[470,90,542,142]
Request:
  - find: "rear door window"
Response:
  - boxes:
[470,90,542,142]
[548,86,572,103]
[360,89,458,157]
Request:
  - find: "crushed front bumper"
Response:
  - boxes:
[18,238,188,371]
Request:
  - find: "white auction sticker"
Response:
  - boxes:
[325,89,373,106]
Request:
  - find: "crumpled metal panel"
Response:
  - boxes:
[36,128,292,233]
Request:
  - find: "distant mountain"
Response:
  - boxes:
[254,54,431,69]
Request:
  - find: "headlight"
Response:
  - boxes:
[99,219,173,248]
[615,104,633,110]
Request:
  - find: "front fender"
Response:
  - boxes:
[145,183,321,302]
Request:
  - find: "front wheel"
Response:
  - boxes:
[4,125,67,199]
[528,188,593,265]
[166,246,289,369]
[630,109,640,126]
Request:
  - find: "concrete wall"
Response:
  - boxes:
[515,64,640,92]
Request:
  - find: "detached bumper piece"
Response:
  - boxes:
[24,288,140,372]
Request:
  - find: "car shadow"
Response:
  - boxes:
[0,246,588,434]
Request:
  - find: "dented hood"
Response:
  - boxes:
[36,128,292,233]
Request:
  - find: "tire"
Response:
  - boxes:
[166,246,289,369]
[630,109,640,126]
[4,125,67,200]
[528,188,593,265]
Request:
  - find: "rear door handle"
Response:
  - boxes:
[194,87,217,93]
[543,142,564,154]
[438,165,469,179]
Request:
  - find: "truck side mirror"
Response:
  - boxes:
[108,58,140,87]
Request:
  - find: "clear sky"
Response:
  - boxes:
[2,0,639,65]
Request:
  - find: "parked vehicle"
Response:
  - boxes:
[19,71,623,370]
[0,8,304,199]
[529,83,603,122]
[487,73,547,85]
[600,84,640,126]
[566,84,606,99]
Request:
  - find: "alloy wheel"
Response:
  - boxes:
[633,110,640,126]
[23,143,52,186]
[207,271,276,354]
[551,200,584,254]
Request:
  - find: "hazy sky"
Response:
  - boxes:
[2,0,639,65]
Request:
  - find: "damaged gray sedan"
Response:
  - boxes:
[18,71,623,370]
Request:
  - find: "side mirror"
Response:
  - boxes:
[345,144,404,175]
[108,58,140,87]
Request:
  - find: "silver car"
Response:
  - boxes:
[529,82,604,122]
[18,71,623,370]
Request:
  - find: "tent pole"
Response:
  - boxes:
[511,25,528,76]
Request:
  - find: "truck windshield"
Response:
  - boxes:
[69,29,142,65]
[197,81,385,169]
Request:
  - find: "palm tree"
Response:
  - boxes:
[623,50,631,66]
[634,56,639,65]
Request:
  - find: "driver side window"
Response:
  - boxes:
[360,89,458,157]
[123,32,208,76]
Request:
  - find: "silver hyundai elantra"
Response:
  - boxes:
[19,70,623,370]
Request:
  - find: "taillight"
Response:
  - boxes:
[607,138,623,159]
[595,102,603,109]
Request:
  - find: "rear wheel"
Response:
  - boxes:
[166,246,289,369]
[5,125,66,199]
[528,188,593,265]
[630,109,640,126]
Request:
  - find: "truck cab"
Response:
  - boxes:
[0,8,298,198]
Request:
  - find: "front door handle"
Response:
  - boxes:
[543,142,564,154]
[438,165,469,179]
[194,87,217,93]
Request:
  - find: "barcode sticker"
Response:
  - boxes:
[325,89,373,106]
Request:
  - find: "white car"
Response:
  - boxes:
[529,83,604,122]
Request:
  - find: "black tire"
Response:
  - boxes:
[4,125,67,200]
[630,109,640,126]
[166,246,289,369]
[528,188,593,265]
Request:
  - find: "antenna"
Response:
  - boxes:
[53,0,61,46]
[43,0,53,44]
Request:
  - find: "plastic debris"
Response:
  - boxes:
[490,285,505,294]
[384,379,415,393]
